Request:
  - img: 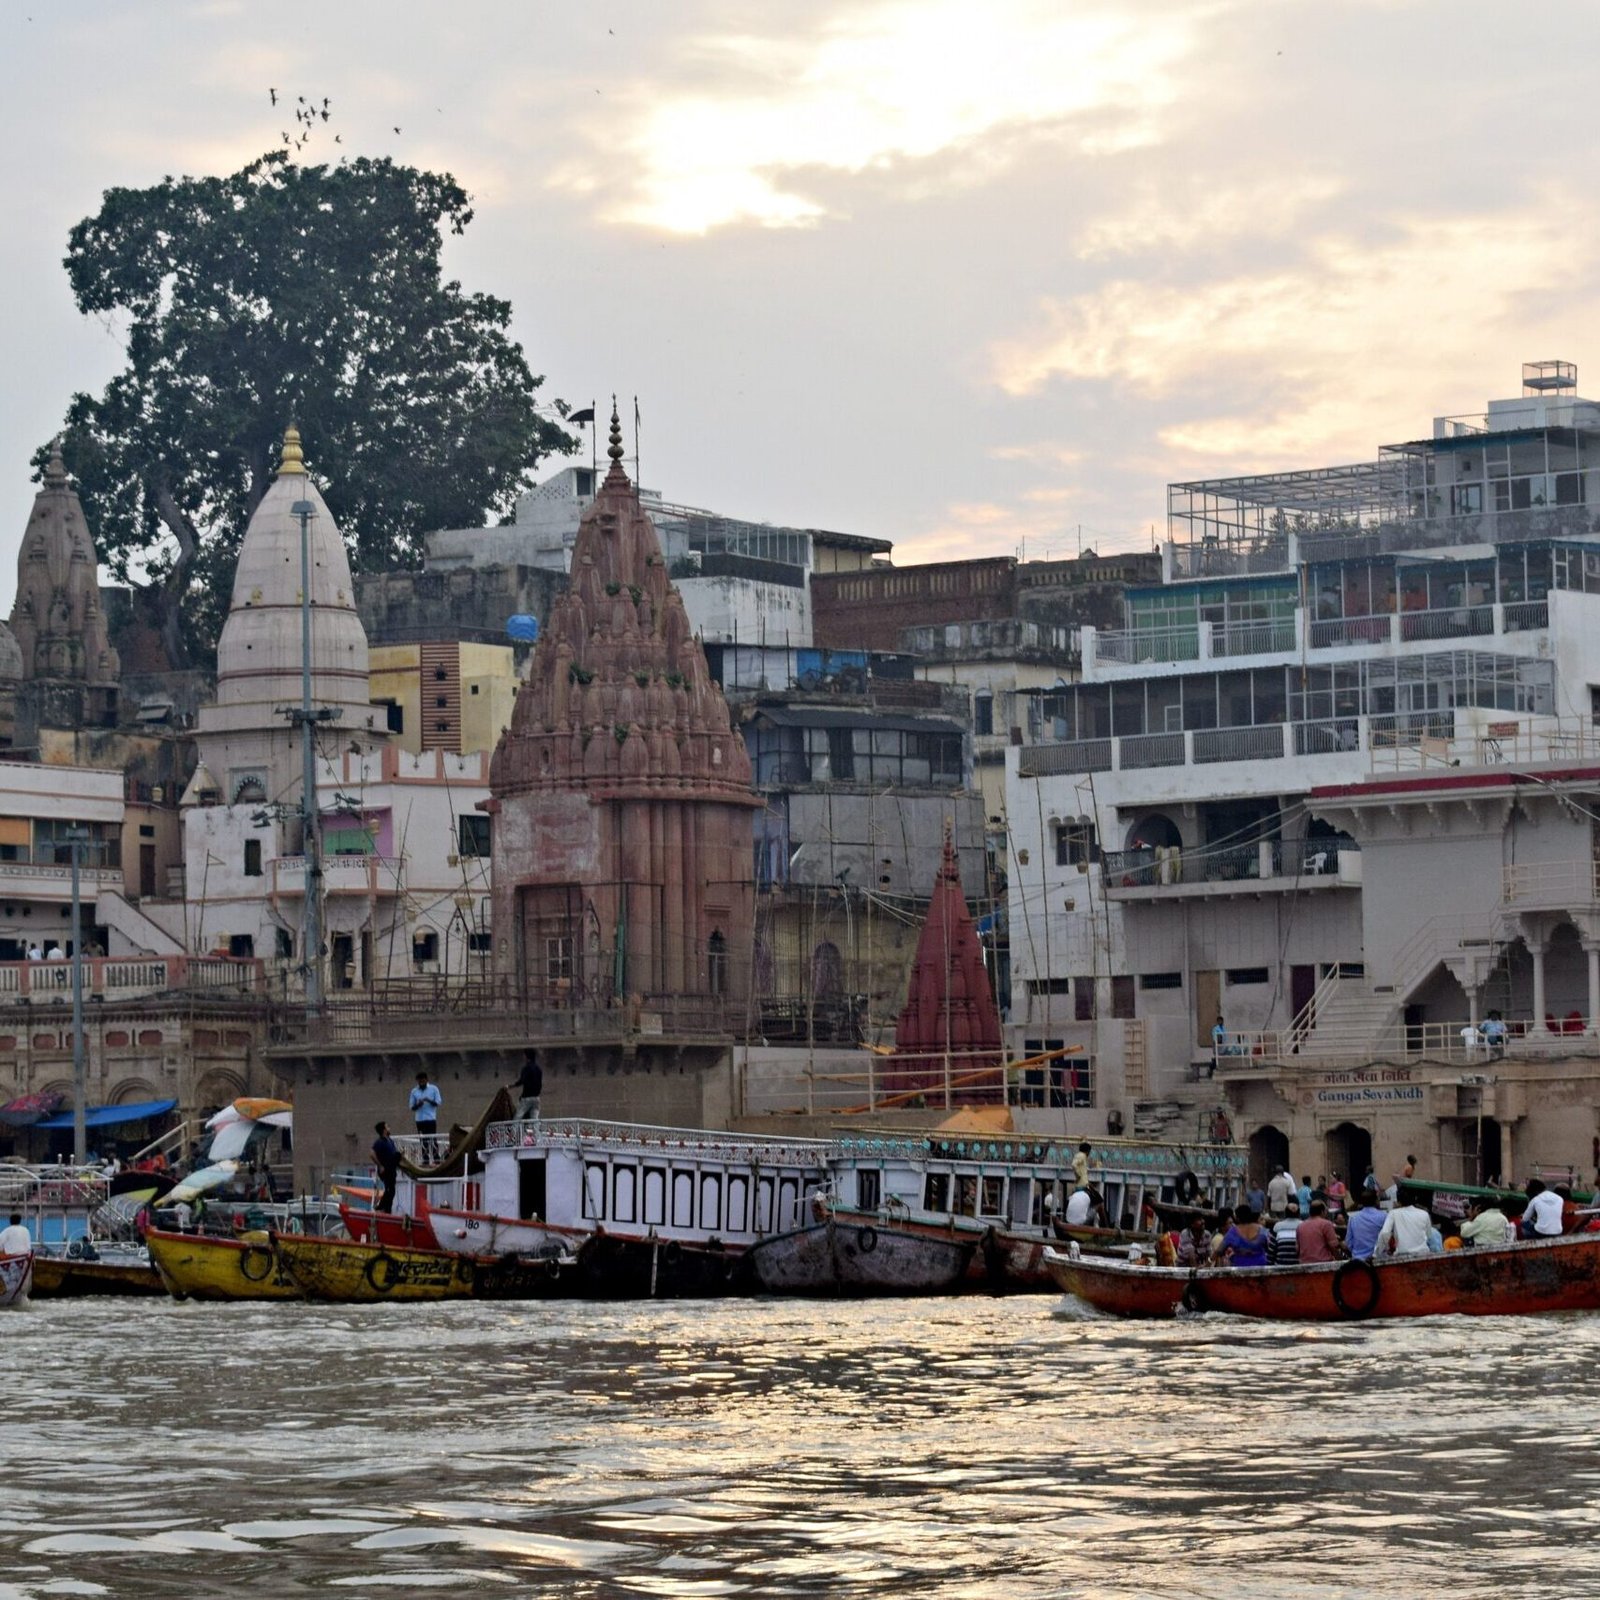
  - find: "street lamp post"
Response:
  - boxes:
[65,826,92,1164]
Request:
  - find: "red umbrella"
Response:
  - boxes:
[0,1090,65,1128]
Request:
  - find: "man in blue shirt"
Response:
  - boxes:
[1297,1174,1314,1218]
[1344,1187,1387,1259]
[409,1072,442,1162]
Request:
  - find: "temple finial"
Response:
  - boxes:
[44,438,67,486]
[278,424,306,477]
[607,397,625,466]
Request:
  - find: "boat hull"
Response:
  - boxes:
[1045,1234,1600,1320]
[145,1229,301,1301]
[747,1219,975,1296]
[1,1251,31,1306]
[425,1205,583,1259]
[274,1234,478,1303]
[572,1232,748,1299]
[29,1254,164,1297]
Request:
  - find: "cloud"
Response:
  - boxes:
[594,0,1198,234]
[986,188,1600,472]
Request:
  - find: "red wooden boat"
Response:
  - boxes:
[1044,1233,1600,1321]
[338,1200,439,1252]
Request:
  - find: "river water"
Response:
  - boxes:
[3,1295,1598,1599]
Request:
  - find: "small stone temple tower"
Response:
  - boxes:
[886,824,1003,1101]
[488,404,760,1012]
[9,443,122,737]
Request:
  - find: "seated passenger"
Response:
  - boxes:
[1212,1204,1272,1268]
[1519,1179,1565,1238]
[1458,1195,1511,1247]
[1374,1196,1439,1257]
[1063,1186,1106,1228]
[1344,1188,1388,1259]
[1175,1215,1211,1269]
[1268,1201,1302,1265]
[1295,1198,1344,1263]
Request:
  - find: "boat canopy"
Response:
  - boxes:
[35,1098,178,1130]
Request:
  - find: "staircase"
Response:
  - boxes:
[96,889,185,957]
[1290,975,1405,1063]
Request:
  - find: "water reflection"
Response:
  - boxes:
[1,1296,1596,1597]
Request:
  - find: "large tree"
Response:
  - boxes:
[46,151,574,666]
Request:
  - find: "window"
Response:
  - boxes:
[458,814,491,857]
[139,825,155,839]
[373,699,404,734]
[546,936,573,982]
[973,691,994,737]
[1450,483,1483,516]
[1139,972,1183,990]
[467,932,492,956]
[469,684,480,696]
[228,934,255,959]
[857,1169,881,1210]
[1226,967,1270,986]
[1054,822,1098,867]
[924,1172,950,1211]
[1074,976,1096,1021]
[243,839,262,877]
[275,929,294,960]
[412,930,439,964]
[435,696,448,709]
[708,930,728,996]
[1026,977,1071,995]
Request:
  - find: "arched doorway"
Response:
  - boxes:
[1124,812,1181,853]
[1324,1121,1372,1191]
[1248,1124,1290,1188]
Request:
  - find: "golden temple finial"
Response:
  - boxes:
[607,397,625,466]
[278,424,306,476]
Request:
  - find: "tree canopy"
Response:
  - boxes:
[47,151,574,665]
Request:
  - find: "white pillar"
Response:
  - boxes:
[1585,941,1600,1035]
[1531,940,1548,1027]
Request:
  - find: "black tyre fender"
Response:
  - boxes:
[238,1245,275,1283]
[545,1255,562,1281]
[1175,1170,1202,1206]
[661,1240,683,1268]
[1331,1258,1381,1319]
[363,1251,399,1293]
[1180,1275,1206,1314]
[857,1225,878,1254]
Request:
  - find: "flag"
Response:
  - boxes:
[567,406,595,425]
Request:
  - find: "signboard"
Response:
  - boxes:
[1311,1066,1424,1110]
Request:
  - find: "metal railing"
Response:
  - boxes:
[1093,626,1200,665]
[1399,604,1495,643]
[1309,615,1393,648]
[0,955,264,1003]
[1503,600,1550,632]
[1118,731,1186,770]
[1192,724,1287,764]
[1502,858,1600,905]
[1017,738,1113,778]
[1212,620,1296,657]
[1215,1014,1600,1072]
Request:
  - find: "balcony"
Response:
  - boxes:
[1502,858,1600,909]
[270,854,406,897]
[1102,841,1361,900]
[0,954,264,1005]
[0,857,125,900]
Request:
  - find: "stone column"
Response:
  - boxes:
[1530,939,1547,1028]
[1585,940,1600,1035]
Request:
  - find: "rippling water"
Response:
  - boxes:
[3,1294,1598,1599]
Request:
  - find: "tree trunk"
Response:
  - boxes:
[152,481,201,672]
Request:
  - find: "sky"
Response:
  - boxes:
[3,0,1600,608]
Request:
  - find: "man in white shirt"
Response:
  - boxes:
[1063,1188,1105,1227]
[1374,1199,1438,1257]
[25,944,41,961]
[0,1212,32,1256]
[1519,1180,1565,1238]
[1266,1168,1293,1218]
[1459,1196,1512,1247]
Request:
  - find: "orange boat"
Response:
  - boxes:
[1044,1233,1600,1321]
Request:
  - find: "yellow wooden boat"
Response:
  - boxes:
[272,1232,477,1303]
[145,1227,301,1301]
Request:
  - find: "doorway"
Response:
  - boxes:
[1194,970,1221,1050]
[1290,964,1315,1026]
[332,933,355,990]
[1248,1124,1290,1188]
[1324,1121,1372,1191]
[1478,1117,1503,1188]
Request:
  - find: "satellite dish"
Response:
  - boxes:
[506,614,540,643]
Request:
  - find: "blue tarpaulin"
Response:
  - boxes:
[34,1098,178,1130]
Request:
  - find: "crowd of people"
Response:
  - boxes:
[1157,1161,1595,1268]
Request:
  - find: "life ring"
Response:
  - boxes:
[363,1251,400,1293]
[661,1240,682,1267]
[1175,1171,1202,1206]
[1180,1276,1206,1313]
[857,1225,878,1254]
[1331,1258,1381,1319]
[239,1245,275,1283]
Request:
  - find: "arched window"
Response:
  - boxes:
[812,940,843,998]
[708,930,728,996]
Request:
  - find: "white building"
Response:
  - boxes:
[1006,362,1600,1183]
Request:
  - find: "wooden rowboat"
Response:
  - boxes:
[145,1228,301,1302]
[29,1253,165,1297]
[0,1250,31,1307]
[273,1233,477,1303]
[1044,1233,1600,1321]
[747,1217,977,1297]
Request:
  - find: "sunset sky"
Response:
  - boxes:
[3,0,1598,598]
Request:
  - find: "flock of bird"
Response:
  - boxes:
[271,90,346,151]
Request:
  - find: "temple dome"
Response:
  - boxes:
[212,427,371,718]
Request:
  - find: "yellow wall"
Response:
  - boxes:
[369,645,424,755]
[369,641,519,756]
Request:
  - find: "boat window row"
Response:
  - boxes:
[581,1160,807,1235]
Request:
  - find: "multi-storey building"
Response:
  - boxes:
[1008,363,1600,1184]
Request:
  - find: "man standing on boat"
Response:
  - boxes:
[409,1072,442,1163]
[1071,1142,1091,1191]
[514,1050,543,1126]
[372,1123,400,1215]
